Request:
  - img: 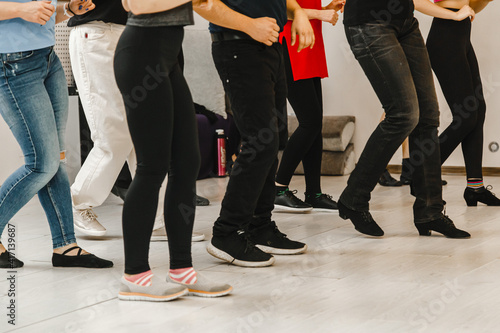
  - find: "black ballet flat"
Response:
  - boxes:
[0,250,24,269]
[52,246,113,268]
[415,215,470,239]
[464,186,500,206]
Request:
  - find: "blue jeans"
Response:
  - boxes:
[341,18,444,223]
[0,47,76,248]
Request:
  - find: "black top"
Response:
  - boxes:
[68,0,128,27]
[209,0,287,34]
[343,0,414,26]
[127,3,193,27]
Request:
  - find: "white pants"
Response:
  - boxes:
[69,22,136,210]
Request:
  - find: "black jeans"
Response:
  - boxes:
[212,39,287,235]
[342,18,443,223]
[427,16,486,180]
[275,39,323,195]
[114,26,200,273]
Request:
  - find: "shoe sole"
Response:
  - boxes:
[151,233,205,242]
[273,205,313,213]
[74,224,106,237]
[206,243,275,267]
[310,207,339,213]
[187,286,233,298]
[118,288,188,302]
[256,244,307,255]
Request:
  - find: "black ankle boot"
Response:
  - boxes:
[415,215,470,238]
[378,169,402,187]
[338,201,384,236]
[464,186,500,206]
[400,158,412,185]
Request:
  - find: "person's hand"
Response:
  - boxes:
[68,0,96,15]
[19,1,55,25]
[324,0,345,13]
[317,9,339,25]
[455,5,475,21]
[291,9,315,52]
[193,0,213,10]
[246,17,280,46]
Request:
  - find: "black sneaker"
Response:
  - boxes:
[305,193,338,213]
[249,221,307,255]
[274,188,312,213]
[207,230,275,267]
[415,215,470,238]
[338,200,384,237]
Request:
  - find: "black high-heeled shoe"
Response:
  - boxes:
[338,201,384,236]
[464,186,500,206]
[52,246,113,268]
[415,215,470,238]
[0,250,24,268]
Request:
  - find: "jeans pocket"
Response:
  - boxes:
[79,27,107,40]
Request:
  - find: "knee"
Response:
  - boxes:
[240,131,279,167]
[32,150,63,179]
[385,108,419,136]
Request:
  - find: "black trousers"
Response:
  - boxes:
[114,26,200,274]
[342,18,443,222]
[427,16,486,180]
[275,39,323,195]
[212,39,287,235]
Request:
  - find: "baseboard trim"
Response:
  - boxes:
[387,165,500,177]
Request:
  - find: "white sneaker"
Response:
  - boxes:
[73,208,106,236]
[167,272,233,298]
[119,276,188,302]
[150,226,205,242]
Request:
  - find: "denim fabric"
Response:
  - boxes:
[0,47,76,248]
[341,18,444,223]
[212,40,287,235]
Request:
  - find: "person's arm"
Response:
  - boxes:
[55,0,96,24]
[324,0,345,12]
[0,1,54,24]
[469,0,493,14]
[303,8,338,25]
[414,0,475,21]
[123,0,191,15]
[193,0,280,46]
[287,0,315,51]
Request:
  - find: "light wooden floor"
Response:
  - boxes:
[2,174,500,333]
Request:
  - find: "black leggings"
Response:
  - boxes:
[427,15,486,180]
[275,40,323,195]
[114,26,200,274]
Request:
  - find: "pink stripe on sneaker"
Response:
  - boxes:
[169,267,198,285]
[125,270,153,287]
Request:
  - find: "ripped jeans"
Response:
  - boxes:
[0,47,76,248]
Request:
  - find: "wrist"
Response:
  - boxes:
[67,2,77,16]
[64,2,75,17]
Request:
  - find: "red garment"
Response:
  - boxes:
[280,0,329,81]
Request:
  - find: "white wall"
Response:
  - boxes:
[1,5,499,185]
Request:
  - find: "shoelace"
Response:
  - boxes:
[237,231,257,254]
[82,209,98,221]
[318,193,334,201]
[361,211,374,224]
[272,225,288,239]
[442,215,456,228]
[486,185,497,197]
[285,189,305,204]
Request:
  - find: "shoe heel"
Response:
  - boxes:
[416,225,431,236]
[465,198,478,206]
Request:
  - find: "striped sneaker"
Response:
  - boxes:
[118,276,188,302]
[167,271,233,298]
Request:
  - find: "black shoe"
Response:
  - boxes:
[274,188,312,212]
[111,185,128,201]
[337,201,384,236]
[415,215,470,238]
[305,193,338,212]
[249,221,307,255]
[0,250,24,269]
[207,230,275,267]
[196,195,210,206]
[400,158,412,185]
[464,186,500,206]
[378,170,402,187]
[52,246,114,268]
